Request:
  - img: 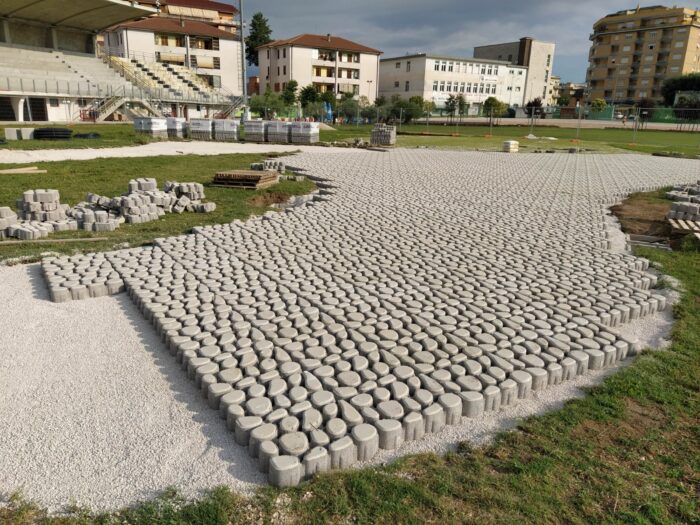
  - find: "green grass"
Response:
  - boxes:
[0,153,315,263]
[0,123,154,150]
[1,246,697,524]
[2,122,699,156]
[324,123,700,156]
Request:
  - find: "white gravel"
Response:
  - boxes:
[0,141,356,165]
[0,263,264,513]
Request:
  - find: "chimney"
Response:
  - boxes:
[326,33,331,42]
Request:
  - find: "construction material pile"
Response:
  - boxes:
[370,124,396,146]
[213,119,239,141]
[666,181,700,222]
[188,119,213,141]
[1,180,215,241]
[267,121,290,143]
[134,118,167,138]
[167,117,187,139]
[251,160,286,174]
[503,140,519,153]
[244,120,267,142]
[290,122,319,144]
[212,170,279,190]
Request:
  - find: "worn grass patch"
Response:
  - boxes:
[0,153,315,263]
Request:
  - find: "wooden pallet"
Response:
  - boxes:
[211,170,278,190]
[669,218,700,232]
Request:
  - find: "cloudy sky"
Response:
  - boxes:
[243,0,647,82]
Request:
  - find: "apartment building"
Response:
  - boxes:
[378,54,527,110]
[103,0,243,94]
[586,5,700,102]
[256,34,381,100]
[474,37,556,104]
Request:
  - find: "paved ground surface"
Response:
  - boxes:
[0,141,354,165]
[1,150,697,510]
[420,116,688,130]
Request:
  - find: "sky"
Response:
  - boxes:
[241,0,664,82]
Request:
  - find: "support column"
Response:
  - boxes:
[11,97,25,122]
[50,27,58,49]
[2,19,11,44]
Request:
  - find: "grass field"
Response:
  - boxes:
[1,243,697,525]
[0,154,315,263]
[2,122,699,156]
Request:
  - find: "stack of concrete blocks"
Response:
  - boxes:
[4,128,19,141]
[503,140,519,153]
[133,118,168,138]
[189,119,213,141]
[167,117,187,139]
[0,207,19,240]
[213,119,239,142]
[250,160,286,174]
[69,204,122,231]
[164,181,215,213]
[289,122,319,144]
[666,182,700,221]
[16,189,64,222]
[370,124,396,146]
[244,120,268,143]
[267,121,291,143]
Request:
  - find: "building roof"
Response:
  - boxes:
[139,0,238,14]
[0,0,156,32]
[257,34,381,55]
[380,53,526,68]
[114,16,237,39]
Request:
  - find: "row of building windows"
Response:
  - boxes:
[154,34,220,50]
[432,60,501,76]
[432,80,503,94]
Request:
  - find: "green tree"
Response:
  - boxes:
[482,96,507,123]
[299,84,319,107]
[339,98,359,121]
[245,12,272,67]
[303,101,326,120]
[444,94,458,120]
[374,95,387,107]
[456,94,467,116]
[525,97,544,117]
[661,73,700,106]
[590,98,607,113]
[281,80,298,107]
[558,92,571,107]
[247,86,284,118]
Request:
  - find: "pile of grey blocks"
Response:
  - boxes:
[290,122,319,144]
[244,120,267,142]
[0,207,19,240]
[251,160,286,174]
[134,118,168,138]
[267,121,290,143]
[370,124,396,146]
[189,119,213,141]
[213,120,239,142]
[5,189,78,239]
[167,117,187,139]
[666,181,700,221]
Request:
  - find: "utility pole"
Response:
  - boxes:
[239,0,248,112]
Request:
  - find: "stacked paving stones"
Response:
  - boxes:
[7,189,77,239]
[244,120,267,143]
[666,181,700,221]
[251,160,286,174]
[370,124,396,146]
[213,120,239,142]
[289,122,319,145]
[39,151,698,486]
[267,122,291,143]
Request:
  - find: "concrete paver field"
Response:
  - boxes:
[8,151,700,497]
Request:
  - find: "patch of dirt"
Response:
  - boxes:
[610,194,672,237]
[248,192,290,207]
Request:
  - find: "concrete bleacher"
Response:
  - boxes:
[0,43,137,98]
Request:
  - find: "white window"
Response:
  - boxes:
[641,79,649,86]
[441,61,447,71]
[433,80,438,91]
[621,57,630,64]
[448,61,454,72]
[491,84,496,94]
[649,31,657,39]
[406,61,411,72]
[446,81,452,92]
[405,81,410,92]
[515,86,521,91]
[644,54,653,62]
[672,53,682,60]
[623,45,631,51]
[675,41,684,48]
[639,91,647,97]
[460,82,465,92]
[494,66,499,75]
[481,65,486,74]
[487,65,492,75]
[439,81,445,91]
[479,83,484,93]
[394,81,399,88]
[466,82,472,93]
[648,44,656,50]
[434,61,440,71]
[625,33,634,39]
[642,66,651,73]
[676,27,688,33]
[670,66,680,72]
[395,61,401,69]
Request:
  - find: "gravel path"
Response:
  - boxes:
[0,141,356,165]
[1,150,695,510]
[0,264,264,512]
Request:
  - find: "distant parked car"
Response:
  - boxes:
[614,112,624,119]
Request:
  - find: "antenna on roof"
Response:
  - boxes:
[327,33,331,42]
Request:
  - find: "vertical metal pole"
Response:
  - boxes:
[399,107,403,132]
[239,0,248,105]
[576,101,582,142]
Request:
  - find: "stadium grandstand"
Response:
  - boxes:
[0,0,244,123]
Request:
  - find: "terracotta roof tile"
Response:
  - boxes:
[257,34,381,55]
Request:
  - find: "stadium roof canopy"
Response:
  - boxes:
[0,0,157,32]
